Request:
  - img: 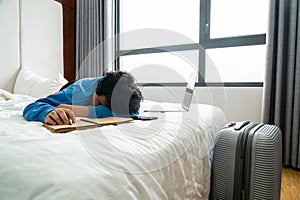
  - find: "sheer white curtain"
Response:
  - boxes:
[76,0,116,79]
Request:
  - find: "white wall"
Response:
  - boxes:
[141,87,263,123]
[0,0,20,92]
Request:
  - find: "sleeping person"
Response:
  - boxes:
[23,71,143,125]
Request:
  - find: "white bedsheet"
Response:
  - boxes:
[0,89,225,200]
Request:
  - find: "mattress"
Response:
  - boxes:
[0,89,225,200]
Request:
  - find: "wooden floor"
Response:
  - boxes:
[281,167,300,200]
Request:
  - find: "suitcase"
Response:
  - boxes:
[210,121,282,200]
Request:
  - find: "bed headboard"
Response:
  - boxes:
[0,0,63,92]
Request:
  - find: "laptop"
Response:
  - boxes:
[143,73,197,112]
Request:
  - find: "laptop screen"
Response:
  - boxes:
[143,72,197,112]
[181,73,197,111]
[182,88,194,111]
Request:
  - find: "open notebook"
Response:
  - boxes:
[144,73,197,112]
[43,117,133,133]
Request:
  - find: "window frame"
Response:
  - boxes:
[115,0,266,87]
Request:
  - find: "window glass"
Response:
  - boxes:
[120,50,199,83]
[210,0,269,38]
[120,0,200,49]
[118,0,268,84]
[205,45,266,82]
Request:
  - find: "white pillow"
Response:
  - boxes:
[14,66,68,98]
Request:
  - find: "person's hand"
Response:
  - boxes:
[44,108,75,125]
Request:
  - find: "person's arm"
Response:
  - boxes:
[58,104,113,118]
[57,104,90,117]
[23,90,72,123]
[89,105,113,118]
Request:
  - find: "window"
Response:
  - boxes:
[210,0,269,38]
[116,0,269,86]
[120,0,200,48]
[121,50,199,83]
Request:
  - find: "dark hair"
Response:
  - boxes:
[59,80,76,92]
[96,71,143,115]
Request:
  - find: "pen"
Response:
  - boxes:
[80,118,101,126]
[68,118,73,125]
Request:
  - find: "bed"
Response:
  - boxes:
[0,0,226,199]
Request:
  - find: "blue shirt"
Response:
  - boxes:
[23,77,113,123]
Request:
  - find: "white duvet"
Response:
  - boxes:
[0,89,225,200]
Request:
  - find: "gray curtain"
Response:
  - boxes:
[76,0,116,79]
[262,0,300,169]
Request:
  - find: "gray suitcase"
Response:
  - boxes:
[210,121,282,200]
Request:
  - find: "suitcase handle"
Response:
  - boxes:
[223,121,236,128]
[234,121,250,131]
